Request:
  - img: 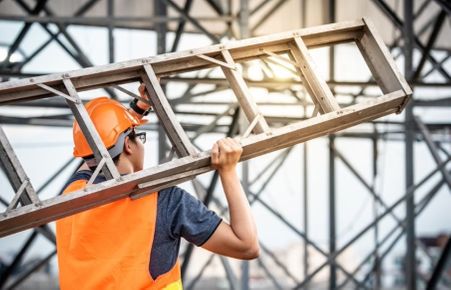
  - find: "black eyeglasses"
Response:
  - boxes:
[129,130,147,144]
[135,132,146,144]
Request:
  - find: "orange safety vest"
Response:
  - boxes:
[56,178,183,290]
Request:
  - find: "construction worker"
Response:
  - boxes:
[55,83,259,289]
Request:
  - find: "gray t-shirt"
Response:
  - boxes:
[65,171,222,279]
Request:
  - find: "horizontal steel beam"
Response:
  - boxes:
[0,15,236,25]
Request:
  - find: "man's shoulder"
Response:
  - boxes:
[157,186,198,208]
[158,186,188,200]
[63,170,107,191]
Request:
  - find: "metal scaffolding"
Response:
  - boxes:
[0,0,450,289]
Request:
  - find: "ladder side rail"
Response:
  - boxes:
[0,89,407,237]
[356,18,412,113]
[0,20,366,103]
[62,78,120,180]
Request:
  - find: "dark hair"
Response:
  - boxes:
[88,130,138,172]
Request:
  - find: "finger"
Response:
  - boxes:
[221,143,233,154]
[223,137,241,153]
[139,83,149,99]
[233,136,241,143]
[211,142,219,165]
[226,137,239,148]
[218,139,231,152]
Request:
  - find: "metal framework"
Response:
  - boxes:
[0,17,412,237]
[0,0,450,289]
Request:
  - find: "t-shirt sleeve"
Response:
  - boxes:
[164,186,222,246]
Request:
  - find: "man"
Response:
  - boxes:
[56,83,259,289]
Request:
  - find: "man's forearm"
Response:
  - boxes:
[219,169,258,244]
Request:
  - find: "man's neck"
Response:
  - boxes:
[78,158,135,175]
[116,160,134,175]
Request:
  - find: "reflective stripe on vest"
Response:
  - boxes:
[56,177,182,289]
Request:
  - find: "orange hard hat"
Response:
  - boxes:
[73,97,145,159]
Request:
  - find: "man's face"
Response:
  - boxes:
[131,135,145,172]
[123,129,146,172]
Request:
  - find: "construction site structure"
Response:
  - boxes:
[0,18,411,238]
[0,0,450,289]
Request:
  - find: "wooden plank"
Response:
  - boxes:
[221,49,270,134]
[290,36,340,113]
[356,17,412,112]
[62,78,120,180]
[0,90,408,237]
[141,63,197,157]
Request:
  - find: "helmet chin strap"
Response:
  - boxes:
[84,127,133,167]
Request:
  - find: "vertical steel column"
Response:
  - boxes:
[303,142,309,288]
[170,0,193,52]
[372,127,381,289]
[328,1,337,289]
[226,0,233,38]
[240,1,250,289]
[426,236,451,290]
[239,0,250,39]
[404,0,416,289]
[107,0,114,63]
[0,230,38,288]
[241,160,250,290]
[328,134,337,290]
[301,2,309,286]
[154,0,169,163]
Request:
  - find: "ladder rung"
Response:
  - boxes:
[87,158,107,186]
[242,114,265,138]
[290,36,341,114]
[0,127,40,209]
[141,63,197,157]
[36,83,78,103]
[5,179,30,212]
[196,54,237,70]
[62,78,120,180]
[221,49,270,134]
[261,49,300,68]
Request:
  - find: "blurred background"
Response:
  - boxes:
[0,0,450,289]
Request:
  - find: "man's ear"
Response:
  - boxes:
[123,136,133,155]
